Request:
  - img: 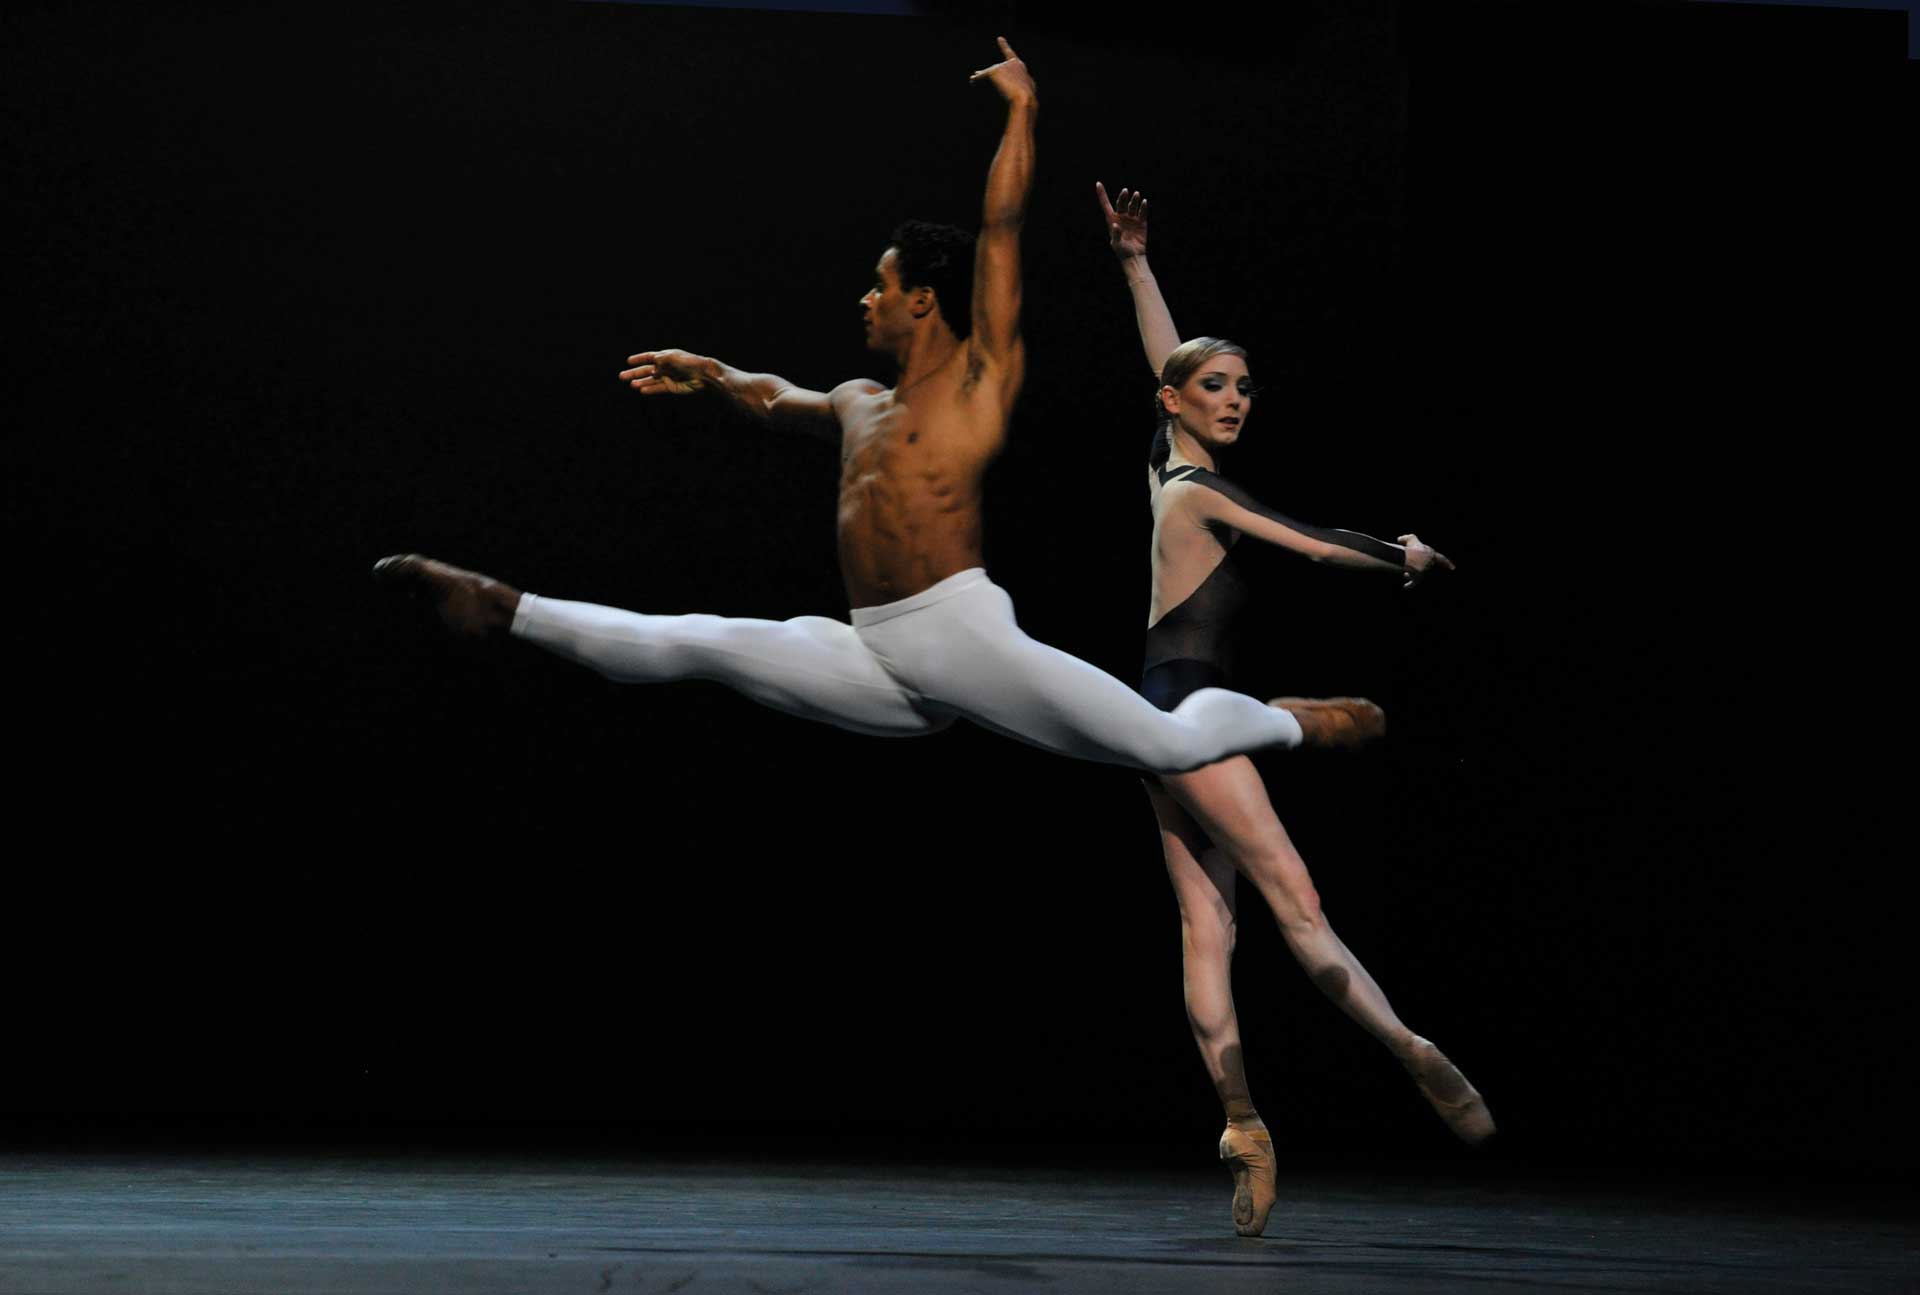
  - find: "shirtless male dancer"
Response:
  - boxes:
[375,38,1379,771]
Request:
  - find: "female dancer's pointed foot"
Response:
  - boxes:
[1400,1036,1495,1145]
[1267,696,1385,749]
[1217,1123,1277,1237]
[372,553,519,638]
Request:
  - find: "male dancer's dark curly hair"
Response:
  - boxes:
[890,220,976,340]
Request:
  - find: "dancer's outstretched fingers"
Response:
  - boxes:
[1097,182,1150,258]
[620,348,709,394]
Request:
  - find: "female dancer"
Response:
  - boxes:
[1095,182,1493,1238]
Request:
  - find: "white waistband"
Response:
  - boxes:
[849,568,991,629]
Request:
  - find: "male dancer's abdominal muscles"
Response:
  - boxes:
[837,481,985,605]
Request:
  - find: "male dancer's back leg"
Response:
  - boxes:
[375,554,947,737]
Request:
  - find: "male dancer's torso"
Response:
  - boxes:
[831,347,1011,609]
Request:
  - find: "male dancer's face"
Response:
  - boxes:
[860,248,916,352]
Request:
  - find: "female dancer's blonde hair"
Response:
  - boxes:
[1150,336,1248,468]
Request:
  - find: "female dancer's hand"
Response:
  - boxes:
[621,349,714,395]
[1095,181,1149,260]
[1399,534,1455,589]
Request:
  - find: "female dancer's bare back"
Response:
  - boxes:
[1097,182,1491,1238]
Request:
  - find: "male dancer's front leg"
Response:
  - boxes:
[1144,755,1494,1235]
[373,554,947,738]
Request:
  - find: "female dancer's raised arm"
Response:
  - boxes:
[1096,181,1181,377]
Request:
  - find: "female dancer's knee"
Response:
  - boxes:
[1183,911,1236,963]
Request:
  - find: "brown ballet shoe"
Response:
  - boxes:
[1267,696,1385,749]
[1401,1037,1496,1145]
[372,553,519,638]
[1217,1123,1277,1237]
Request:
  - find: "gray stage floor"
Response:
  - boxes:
[1,1153,1911,1293]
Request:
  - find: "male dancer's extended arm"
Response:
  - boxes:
[1095,181,1180,378]
[620,348,856,443]
[968,38,1037,406]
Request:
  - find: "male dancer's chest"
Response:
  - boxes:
[833,386,992,605]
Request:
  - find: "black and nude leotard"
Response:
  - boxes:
[1140,463,1407,712]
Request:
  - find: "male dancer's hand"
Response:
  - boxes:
[1399,534,1455,590]
[621,349,715,395]
[1096,181,1148,260]
[969,36,1036,105]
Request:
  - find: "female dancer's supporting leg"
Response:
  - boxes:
[1146,756,1493,1236]
[1148,782,1275,1236]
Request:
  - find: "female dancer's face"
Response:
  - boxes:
[1165,354,1253,448]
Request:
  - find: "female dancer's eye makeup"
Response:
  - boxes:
[1200,378,1256,396]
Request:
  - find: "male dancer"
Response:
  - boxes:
[376,38,1384,770]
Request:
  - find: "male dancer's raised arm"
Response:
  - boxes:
[965,38,1037,415]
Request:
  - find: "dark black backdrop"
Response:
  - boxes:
[5,1,1910,1175]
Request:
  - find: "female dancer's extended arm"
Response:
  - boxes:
[1174,469,1455,589]
[1096,181,1181,377]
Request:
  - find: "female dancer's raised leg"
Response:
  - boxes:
[1148,756,1493,1232]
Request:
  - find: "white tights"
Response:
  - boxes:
[511,568,1301,773]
